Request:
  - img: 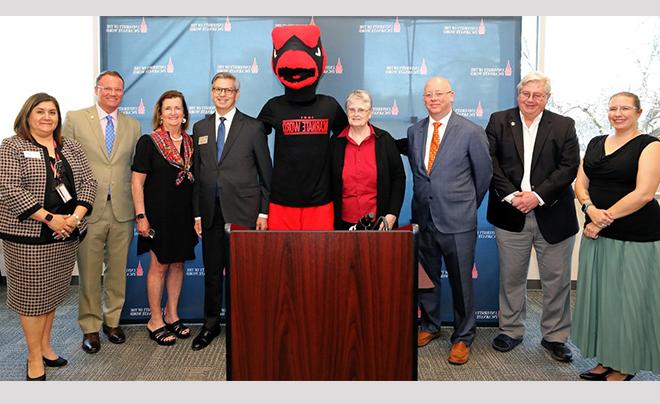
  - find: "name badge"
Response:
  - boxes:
[55,183,73,203]
[23,150,41,159]
[198,136,208,145]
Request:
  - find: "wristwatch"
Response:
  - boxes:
[44,213,53,222]
[136,213,146,220]
[581,202,592,213]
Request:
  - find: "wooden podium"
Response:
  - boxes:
[225,226,418,381]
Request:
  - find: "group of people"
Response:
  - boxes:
[1,69,658,382]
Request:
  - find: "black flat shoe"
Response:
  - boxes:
[26,361,46,381]
[579,366,612,381]
[191,326,220,351]
[492,333,523,352]
[541,338,573,362]
[43,356,68,367]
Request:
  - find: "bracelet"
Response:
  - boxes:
[72,213,81,224]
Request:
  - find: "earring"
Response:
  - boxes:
[159,118,163,124]
[182,118,187,124]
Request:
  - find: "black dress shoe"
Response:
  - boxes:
[82,332,101,354]
[43,356,68,367]
[492,333,523,352]
[541,338,573,362]
[103,324,126,344]
[26,361,46,381]
[191,326,220,351]
[579,366,612,381]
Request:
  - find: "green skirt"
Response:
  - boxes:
[572,236,660,374]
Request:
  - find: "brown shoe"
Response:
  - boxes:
[82,332,100,354]
[102,324,126,344]
[417,330,442,347]
[448,341,470,365]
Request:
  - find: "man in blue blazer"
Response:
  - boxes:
[408,77,492,365]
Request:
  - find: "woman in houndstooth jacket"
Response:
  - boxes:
[0,93,97,381]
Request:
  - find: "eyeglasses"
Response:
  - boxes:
[424,90,453,99]
[608,106,638,113]
[348,107,370,115]
[212,87,237,95]
[519,91,547,101]
[97,86,124,94]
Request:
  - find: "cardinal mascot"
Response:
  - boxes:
[258,24,348,230]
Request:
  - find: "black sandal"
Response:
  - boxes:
[147,326,176,346]
[164,320,191,339]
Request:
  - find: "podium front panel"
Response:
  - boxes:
[227,230,416,380]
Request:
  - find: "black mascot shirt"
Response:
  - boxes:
[259,94,348,207]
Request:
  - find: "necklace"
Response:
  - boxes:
[169,134,183,141]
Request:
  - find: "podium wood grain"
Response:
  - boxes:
[227,231,416,380]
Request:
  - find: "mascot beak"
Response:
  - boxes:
[271,25,327,90]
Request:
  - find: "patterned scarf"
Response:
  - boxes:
[149,127,194,186]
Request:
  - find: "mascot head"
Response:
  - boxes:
[271,25,326,90]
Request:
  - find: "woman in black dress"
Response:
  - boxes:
[131,90,197,345]
[572,92,660,381]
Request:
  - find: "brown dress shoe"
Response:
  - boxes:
[102,324,126,344]
[417,330,442,347]
[82,332,101,354]
[448,341,470,365]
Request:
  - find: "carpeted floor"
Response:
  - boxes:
[0,285,658,381]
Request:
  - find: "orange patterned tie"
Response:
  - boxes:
[427,121,442,173]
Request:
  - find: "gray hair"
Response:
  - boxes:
[517,71,551,95]
[211,72,240,91]
[345,89,372,110]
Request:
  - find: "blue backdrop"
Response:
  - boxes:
[100,16,521,325]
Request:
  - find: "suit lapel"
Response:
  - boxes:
[221,110,243,162]
[508,109,524,164]
[415,118,430,176]
[531,111,551,171]
[85,106,110,161]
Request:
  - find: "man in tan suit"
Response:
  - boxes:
[62,71,141,353]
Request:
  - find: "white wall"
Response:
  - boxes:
[0,16,97,141]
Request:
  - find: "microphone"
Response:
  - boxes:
[349,212,375,231]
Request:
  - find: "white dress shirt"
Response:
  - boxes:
[503,111,545,206]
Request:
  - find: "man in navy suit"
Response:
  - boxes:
[408,77,492,365]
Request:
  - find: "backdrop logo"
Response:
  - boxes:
[106,17,149,34]
[190,17,232,32]
[324,57,343,74]
[188,105,216,116]
[136,260,144,277]
[470,60,513,77]
[185,267,205,276]
[359,17,401,33]
[217,57,260,74]
[455,101,485,118]
[475,310,498,320]
[472,263,478,279]
[128,307,151,317]
[118,99,147,116]
[372,99,399,116]
[385,58,427,75]
[443,18,487,35]
[133,57,175,75]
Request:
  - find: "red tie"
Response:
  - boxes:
[427,122,442,173]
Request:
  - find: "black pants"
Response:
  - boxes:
[201,199,225,330]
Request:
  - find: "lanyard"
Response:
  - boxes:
[48,140,62,180]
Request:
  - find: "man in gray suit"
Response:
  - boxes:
[408,76,492,365]
[62,71,141,353]
[191,72,272,351]
[486,71,579,362]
